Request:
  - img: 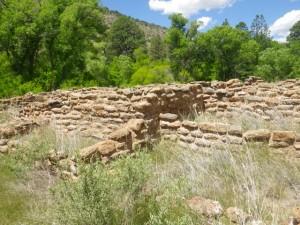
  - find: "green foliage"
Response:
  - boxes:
[108,55,134,86]
[0,53,22,98]
[0,159,31,225]
[235,39,260,80]
[198,26,252,80]
[108,16,145,59]
[52,152,151,225]
[1,6,299,97]
[0,0,107,95]
[250,14,271,50]
[149,35,167,60]
[165,14,202,81]
[287,20,300,42]
[235,21,249,32]
[255,46,299,81]
[168,13,188,32]
[130,62,174,86]
[52,150,199,225]
[222,18,230,26]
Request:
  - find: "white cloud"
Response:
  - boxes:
[273,37,288,43]
[270,10,300,42]
[148,0,235,17]
[197,17,212,30]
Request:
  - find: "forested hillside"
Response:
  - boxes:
[103,8,167,39]
[0,0,299,98]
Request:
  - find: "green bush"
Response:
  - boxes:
[52,152,151,225]
[130,63,174,86]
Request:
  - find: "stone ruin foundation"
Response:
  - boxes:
[0,76,300,161]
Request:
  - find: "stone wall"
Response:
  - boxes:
[0,83,203,142]
[200,77,300,123]
[1,77,300,159]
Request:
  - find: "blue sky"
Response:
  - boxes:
[101,0,300,42]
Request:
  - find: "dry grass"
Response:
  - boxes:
[192,111,300,132]
[150,140,300,224]
[1,109,300,224]
[0,124,97,224]
[0,105,20,124]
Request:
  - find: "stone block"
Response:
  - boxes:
[271,131,295,144]
[226,207,251,224]
[228,125,243,137]
[190,130,203,138]
[179,135,195,143]
[199,122,228,135]
[243,129,271,142]
[181,121,198,130]
[177,127,190,135]
[159,113,178,121]
[187,196,223,217]
[194,138,211,147]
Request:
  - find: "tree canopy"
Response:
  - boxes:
[0,6,299,98]
[287,20,300,42]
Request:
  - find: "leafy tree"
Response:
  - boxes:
[133,47,149,67]
[287,20,300,42]
[186,20,201,40]
[198,26,251,80]
[222,18,230,26]
[255,46,298,81]
[235,39,260,80]
[250,14,271,49]
[149,35,167,60]
[165,14,201,81]
[130,62,173,86]
[235,21,249,32]
[0,53,22,98]
[168,13,188,32]
[108,55,134,86]
[0,0,107,94]
[108,16,145,59]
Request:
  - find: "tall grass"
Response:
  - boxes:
[193,111,300,132]
[151,140,300,224]
[0,105,20,124]
[0,124,96,224]
[0,114,299,224]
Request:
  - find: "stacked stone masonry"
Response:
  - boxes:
[0,77,300,159]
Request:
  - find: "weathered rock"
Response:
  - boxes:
[228,125,243,137]
[181,121,198,130]
[186,196,223,217]
[243,129,271,142]
[80,140,124,161]
[0,145,8,154]
[126,119,145,132]
[0,124,15,138]
[271,131,296,144]
[294,143,300,150]
[226,207,251,224]
[227,135,243,145]
[109,127,132,142]
[159,113,178,121]
[279,217,299,225]
[179,135,195,143]
[199,122,228,135]
[190,130,203,138]
[194,138,211,147]
[292,206,300,222]
[177,127,190,135]
[0,139,8,146]
[133,101,152,112]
